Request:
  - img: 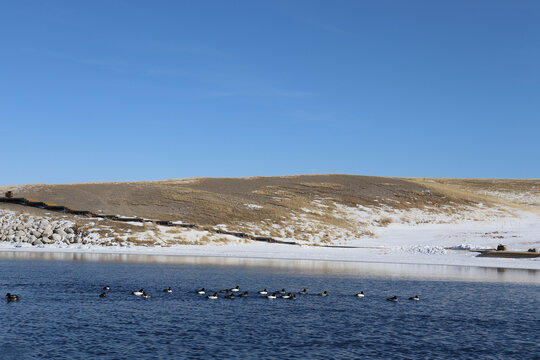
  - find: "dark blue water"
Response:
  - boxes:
[0,259,539,359]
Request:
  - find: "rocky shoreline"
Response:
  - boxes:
[0,210,115,247]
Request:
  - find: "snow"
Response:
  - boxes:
[244,204,263,210]
[1,205,540,274]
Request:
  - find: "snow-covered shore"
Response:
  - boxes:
[1,211,539,271]
[1,205,539,273]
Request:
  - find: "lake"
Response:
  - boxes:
[1,253,539,359]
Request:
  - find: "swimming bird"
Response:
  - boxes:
[224,293,235,299]
[132,289,144,296]
[289,294,297,300]
[266,293,277,299]
[103,286,111,291]
[219,289,229,293]
[141,292,151,299]
[238,291,248,297]
[196,288,206,295]
[206,293,218,300]
[99,292,107,298]
[6,293,19,302]
[230,286,240,292]
[408,295,419,301]
[387,296,398,302]
[318,291,328,297]
[280,293,292,299]
[163,287,172,293]
[355,291,365,298]
[276,288,286,294]
[257,289,268,295]
[299,289,307,295]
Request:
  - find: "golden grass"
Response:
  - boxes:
[408,178,540,216]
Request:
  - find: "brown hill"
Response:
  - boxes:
[1,175,539,244]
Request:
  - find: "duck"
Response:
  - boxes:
[206,293,218,300]
[196,288,206,295]
[238,291,249,297]
[289,294,297,300]
[280,293,292,299]
[224,293,235,299]
[163,287,172,293]
[408,295,419,301]
[99,292,107,298]
[387,296,398,302]
[318,291,328,297]
[299,289,307,295]
[355,291,365,298]
[141,292,151,299]
[276,288,286,294]
[6,293,19,302]
[131,289,144,296]
[266,293,277,299]
[257,289,268,295]
[219,289,229,293]
[230,286,240,292]
[103,286,111,291]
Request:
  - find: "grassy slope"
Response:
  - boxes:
[2,175,539,244]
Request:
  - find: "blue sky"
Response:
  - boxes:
[1,1,539,184]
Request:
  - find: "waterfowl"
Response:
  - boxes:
[230,286,240,292]
[238,291,249,297]
[318,291,328,297]
[99,292,107,298]
[408,295,419,301]
[132,289,144,296]
[276,289,286,294]
[219,289,229,293]
[103,286,111,291]
[266,293,277,299]
[196,288,206,295]
[280,293,292,299]
[224,293,235,299]
[299,289,307,295]
[141,292,151,299]
[355,291,365,298]
[387,296,398,302]
[206,293,218,300]
[163,287,172,293]
[289,294,297,300]
[257,289,268,295]
[6,293,19,302]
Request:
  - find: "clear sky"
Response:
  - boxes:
[1,1,539,184]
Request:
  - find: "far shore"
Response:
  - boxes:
[1,245,539,284]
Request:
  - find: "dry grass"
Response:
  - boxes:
[408,178,540,215]
[4,174,540,245]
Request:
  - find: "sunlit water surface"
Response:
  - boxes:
[0,254,539,359]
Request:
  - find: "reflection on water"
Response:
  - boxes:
[0,251,538,283]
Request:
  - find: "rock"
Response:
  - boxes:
[51,234,62,242]
[42,227,53,238]
[54,229,67,237]
[32,238,43,246]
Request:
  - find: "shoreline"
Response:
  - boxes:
[1,245,539,284]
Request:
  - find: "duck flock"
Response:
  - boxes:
[5,287,420,302]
